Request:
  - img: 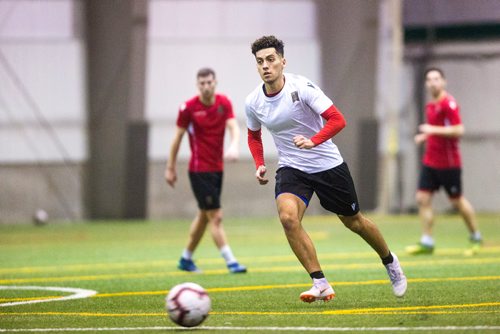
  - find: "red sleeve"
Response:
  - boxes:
[222,95,235,120]
[310,104,346,146]
[176,103,191,129]
[247,128,265,169]
[445,99,461,125]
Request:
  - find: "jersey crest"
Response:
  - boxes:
[291,91,300,103]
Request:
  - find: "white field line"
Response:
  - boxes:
[1,325,500,332]
[0,286,97,307]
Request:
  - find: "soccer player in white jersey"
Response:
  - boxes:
[245,35,407,302]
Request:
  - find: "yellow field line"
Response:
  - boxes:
[1,257,499,285]
[0,296,62,303]
[1,247,499,275]
[92,275,500,298]
[0,312,164,317]
[1,302,498,317]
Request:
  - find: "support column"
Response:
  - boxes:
[316,0,380,210]
[374,0,403,213]
[84,0,148,219]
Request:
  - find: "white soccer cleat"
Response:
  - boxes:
[384,252,407,297]
[299,284,335,303]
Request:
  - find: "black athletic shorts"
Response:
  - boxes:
[418,165,462,198]
[188,172,223,210]
[275,162,360,216]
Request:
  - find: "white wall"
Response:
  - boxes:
[146,0,320,162]
[0,0,320,165]
[0,0,86,163]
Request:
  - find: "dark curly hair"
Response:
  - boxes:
[251,35,284,57]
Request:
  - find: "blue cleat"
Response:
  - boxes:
[178,258,201,273]
[227,262,247,274]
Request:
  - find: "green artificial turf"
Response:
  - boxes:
[0,214,499,333]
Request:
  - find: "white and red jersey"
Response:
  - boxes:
[423,94,462,169]
[176,94,234,172]
[245,73,343,173]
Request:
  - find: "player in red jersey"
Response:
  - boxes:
[406,68,482,256]
[165,68,247,273]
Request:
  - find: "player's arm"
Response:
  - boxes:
[165,126,187,188]
[247,128,268,185]
[418,123,464,138]
[294,104,346,149]
[225,118,240,162]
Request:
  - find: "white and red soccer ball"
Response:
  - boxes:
[166,282,211,327]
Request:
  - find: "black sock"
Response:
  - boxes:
[309,271,325,279]
[381,252,394,265]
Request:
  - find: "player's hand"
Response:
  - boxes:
[293,135,315,149]
[414,133,428,145]
[255,165,269,185]
[224,146,239,162]
[418,124,434,134]
[165,168,177,188]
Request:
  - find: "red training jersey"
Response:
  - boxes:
[176,94,234,172]
[422,94,462,169]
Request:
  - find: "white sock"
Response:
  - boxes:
[220,245,237,265]
[181,249,193,260]
[471,231,482,241]
[420,234,434,246]
[313,277,330,288]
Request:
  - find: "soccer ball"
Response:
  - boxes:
[166,282,211,327]
[33,209,49,226]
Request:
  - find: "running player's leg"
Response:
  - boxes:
[405,190,435,254]
[276,193,335,302]
[206,208,226,248]
[338,213,389,257]
[197,171,246,273]
[338,214,407,297]
[178,211,208,272]
[179,172,217,272]
[314,163,406,297]
[204,208,246,273]
[452,196,482,255]
[407,166,437,254]
[276,193,318,273]
[450,196,479,235]
[442,168,481,242]
[417,190,435,237]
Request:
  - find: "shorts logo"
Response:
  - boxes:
[291,91,300,103]
[351,202,357,211]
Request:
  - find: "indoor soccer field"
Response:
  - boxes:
[1,214,499,333]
